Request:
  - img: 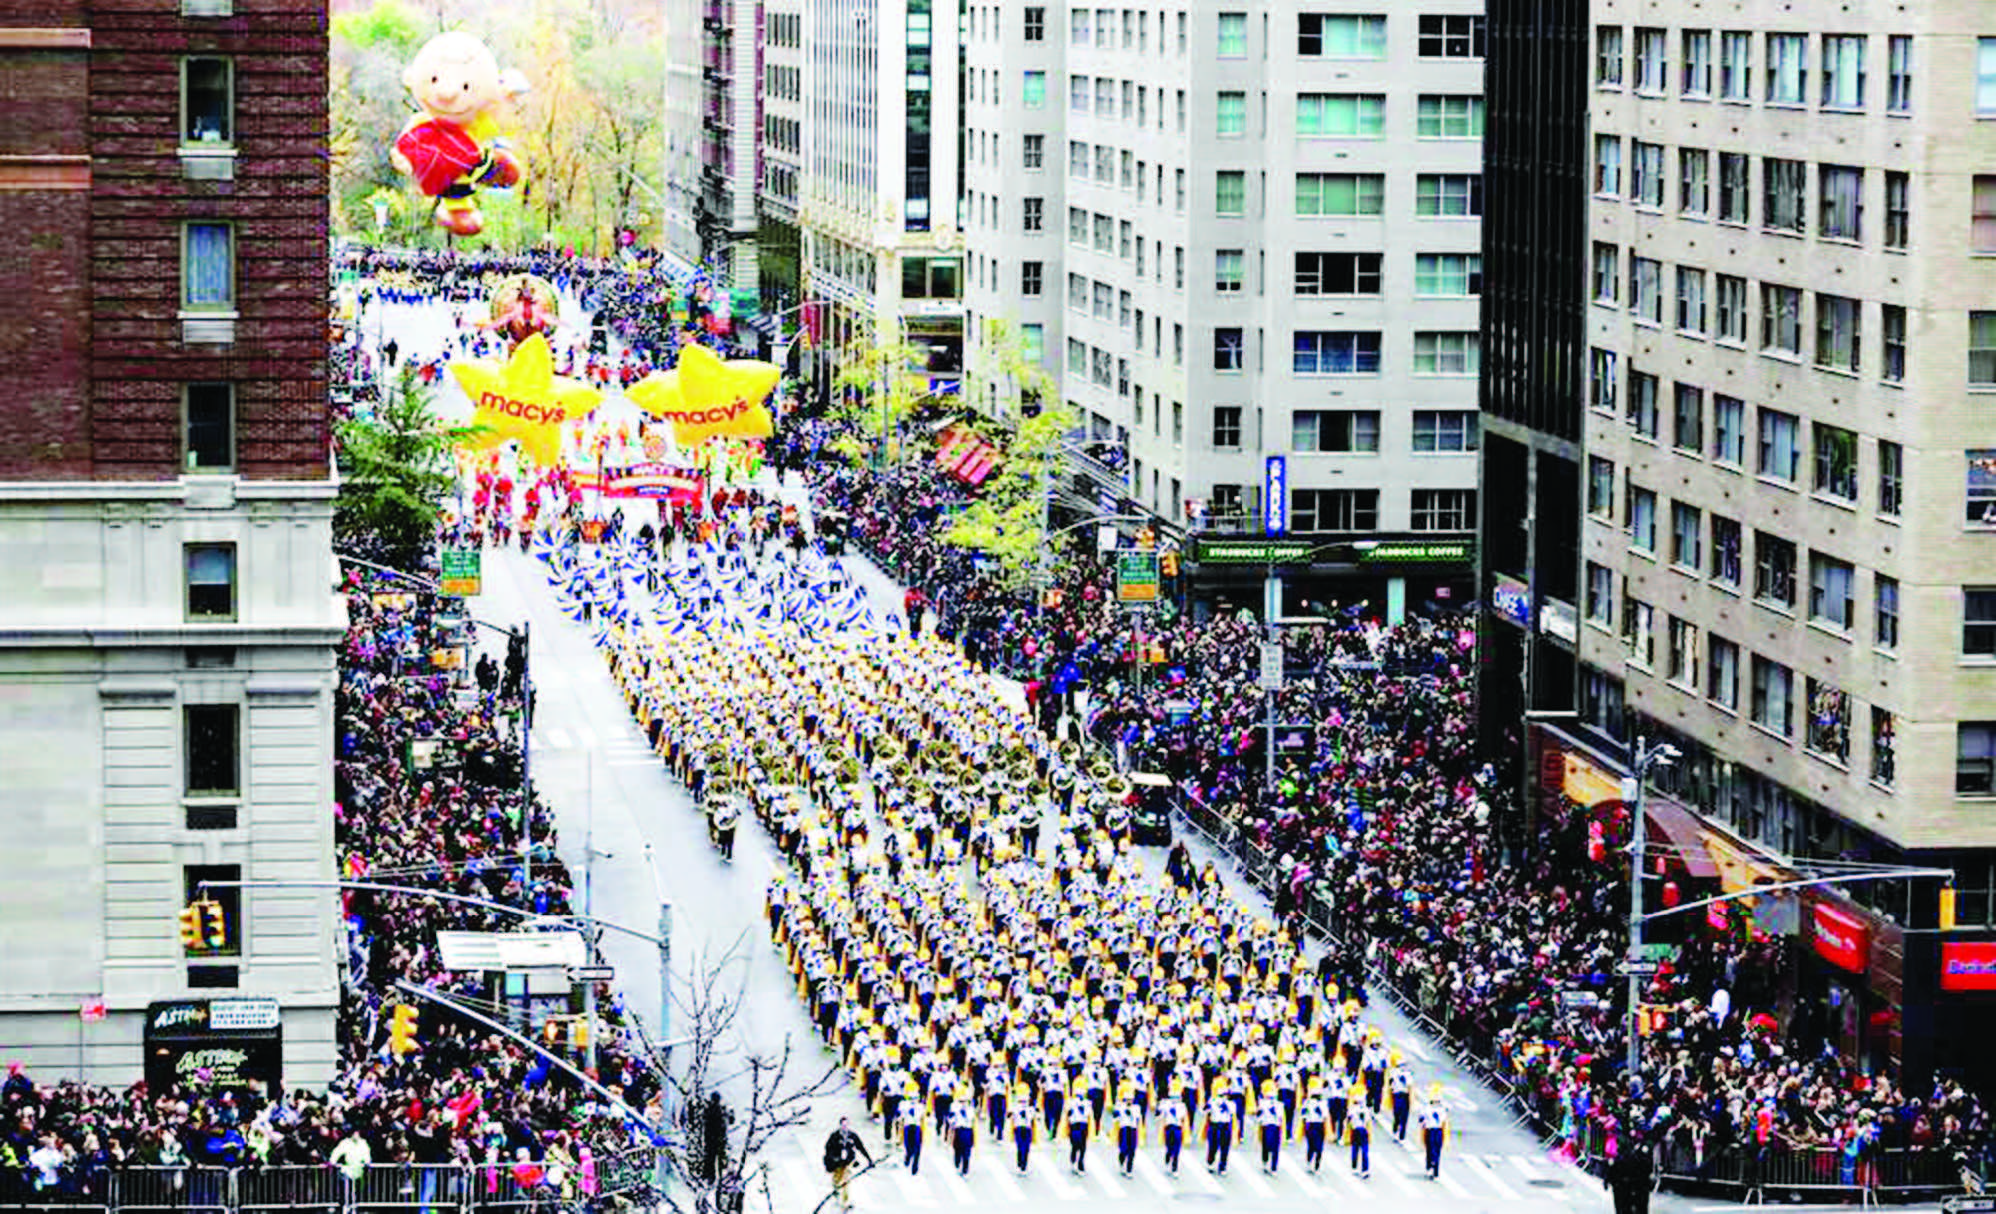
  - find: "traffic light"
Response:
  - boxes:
[1160,550,1179,577]
[1941,884,1958,931]
[178,905,202,950]
[543,1018,563,1047]
[388,1003,420,1057]
[572,1016,590,1052]
[201,900,228,950]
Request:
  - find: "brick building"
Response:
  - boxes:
[0,0,342,1086]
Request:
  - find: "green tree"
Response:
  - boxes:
[962,316,1055,422]
[938,401,1079,589]
[830,330,935,467]
[335,368,483,569]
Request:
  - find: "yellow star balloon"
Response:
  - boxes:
[625,344,780,445]
[450,333,602,468]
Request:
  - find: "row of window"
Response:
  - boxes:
[1204,329,1478,376]
[1037,9,1483,60]
[1204,405,1478,454]
[1593,139,1913,252]
[1049,252,1477,308]
[1595,27,1913,113]
[993,173,1480,236]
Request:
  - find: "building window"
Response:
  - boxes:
[1754,532,1798,608]
[1217,90,1246,136]
[1594,135,1621,196]
[1299,14,1387,58]
[1213,328,1244,371]
[184,383,234,472]
[1021,261,1043,297]
[1806,680,1851,761]
[1023,70,1046,107]
[1413,411,1478,453]
[1708,635,1740,709]
[1211,405,1243,448]
[1886,35,1911,113]
[1714,276,1748,345]
[1678,29,1712,96]
[1815,294,1861,374]
[1419,14,1483,57]
[1878,304,1906,383]
[1414,332,1478,376]
[1415,253,1481,296]
[1589,348,1618,413]
[1885,171,1910,250]
[1628,485,1657,552]
[1415,174,1480,217]
[1022,197,1043,231]
[1596,25,1624,86]
[1810,554,1855,629]
[1712,395,1745,465]
[1763,157,1806,233]
[1964,587,1996,657]
[1295,251,1382,296]
[1215,171,1246,215]
[1762,284,1802,356]
[1022,134,1043,169]
[1592,243,1619,304]
[1293,410,1381,453]
[1969,450,1996,526]
[1813,425,1859,502]
[185,704,239,797]
[1586,562,1615,624]
[1217,12,1246,56]
[1876,574,1900,649]
[1298,173,1384,216]
[181,57,233,145]
[1672,384,1703,452]
[1721,31,1752,100]
[1871,708,1897,786]
[1410,489,1476,531]
[1020,323,1044,364]
[1293,330,1381,374]
[1291,489,1378,531]
[1758,409,1802,482]
[1712,515,1742,587]
[1819,165,1863,241]
[1959,724,1996,795]
[1752,656,1795,736]
[1631,141,1664,207]
[1820,35,1865,109]
[1971,314,1996,387]
[1668,616,1700,685]
[1680,149,1709,216]
[1718,153,1750,223]
[182,223,234,311]
[1626,368,1659,438]
[1298,93,1387,137]
[1215,249,1244,293]
[1622,596,1656,667]
[1629,257,1662,323]
[1416,95,1482,138]
[1024,6,1045,39]
[1878,440,1904,516]
[1979,38,1996,114]
[1588,456,1616,518]
[186,543,236,620]
[1676,268,1707,335]
[1671,502,1702,569]
[1766,33,1807,104]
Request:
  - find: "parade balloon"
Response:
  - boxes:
[387,33,527,237]
[625,344,780,445]
[450,333,602,468]
[482,273,560,349]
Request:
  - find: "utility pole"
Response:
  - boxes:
[1623,736,1678,1076]
[521,618,535,908]
[583,758,598,1075]
[1263,568,1281,789]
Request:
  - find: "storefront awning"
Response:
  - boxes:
[1644,798,1720,879]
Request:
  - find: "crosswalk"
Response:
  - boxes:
[529,726,664,768]
[746,1127,1591,1212]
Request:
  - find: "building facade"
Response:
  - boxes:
[0,0,344,1086]
[961,2,1486,614]
[1485,0,1996,1088]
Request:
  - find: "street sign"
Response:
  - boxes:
[1558,991,1603,1009]
[570,965,616,983]
[1941,1198,1993,1213]
[439,548,482,597]
[1259,641,1285,691]
[1633,942,1674,961]
[1116,552,1160,603]
[1619,959,1661,977]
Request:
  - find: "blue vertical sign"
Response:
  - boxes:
[1264,455,1288,535]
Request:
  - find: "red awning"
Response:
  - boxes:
[1644,798,1721,879]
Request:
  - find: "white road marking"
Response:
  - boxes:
[1433,1163,1474,1200]
[1080,1158,1126,1198]
[776,1159,823,1212]
[1510,1153,1551,1179]
[1288,1160,1327,1200]
[1465,1154,1524,1201]
[1230,1158,1275,1198]
[541,726,571,749]
[972,1151,1025,1202]
[573,725,598,749]
[889,1163,936,1206]
[1131,1152,1176,1198]
[932,1155,976,1204]
[1034,1156,1086,1200]
[607,757,663,768]
[1374,1159,1426,1198]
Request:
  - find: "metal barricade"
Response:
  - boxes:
[1876,1148,1967,1198]
[349,1165,464,1214]
[235,1167,342,1214]
[111,1168,231,1214]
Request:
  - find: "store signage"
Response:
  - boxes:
[1811,902,1871,974]
[1492,575,1532,628]
[144,999,284,1094]
[1941,942,1996,992]
[1358,540,1474,565]
[1539,597,1578,644]
[1193,539,1317,566]
[1264,457,1287,535]
[208,998,281,1032]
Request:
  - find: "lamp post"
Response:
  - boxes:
[1623,736,1680,1077]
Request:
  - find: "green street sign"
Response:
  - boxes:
[1116,552,1160,603]
[439,548,482,597]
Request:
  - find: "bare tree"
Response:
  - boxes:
[660,930,847,1214]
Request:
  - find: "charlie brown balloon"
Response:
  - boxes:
[388,32,528,238]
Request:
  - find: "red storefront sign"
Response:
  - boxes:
[1811,902,1870,973]
[1940,942,1996,992]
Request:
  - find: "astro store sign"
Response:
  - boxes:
[1810,902,1871,974]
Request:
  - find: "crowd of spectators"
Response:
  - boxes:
[775,408,1992,1180]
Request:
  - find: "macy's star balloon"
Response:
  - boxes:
[450,333,602,467]
[625,344,781,445]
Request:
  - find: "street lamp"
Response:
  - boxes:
[1623,736,1680,1076]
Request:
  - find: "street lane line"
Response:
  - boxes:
[542,726,571,749]
[1033,1157,1086,1200]
[777,1159,823,1213]
[933,1156,976,1204]
[1131,1152,1176,1198]
[1229,1160,1275,1198]
[1433,1164,1474,1200]
[1317,1163,1369,1200]
[1080,1159,1126,1198]
[1374,1160,1425,1198]
[1510,1153,1552,1179]
[1464,1154,1524,1200]
[889,1164,937,1206]
[1287,1161,1326,1200]
[972,1151,1025,1203]
[573,725,598,749]
[607,757,662,768]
